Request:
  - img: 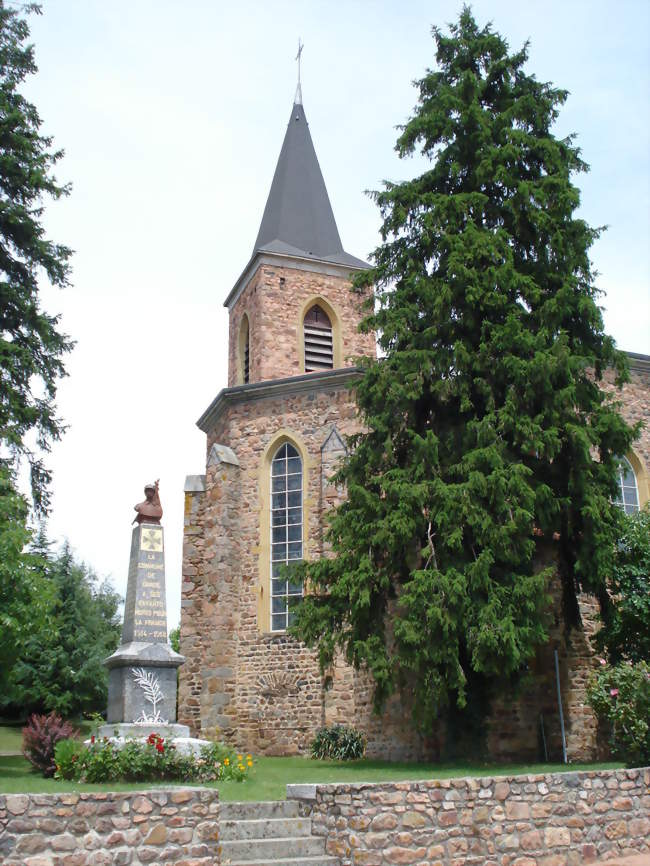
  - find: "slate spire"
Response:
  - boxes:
[253,98,368,269]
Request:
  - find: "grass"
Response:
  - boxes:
[0,751,623,802]
[0,721,94,754]
[0,723,24,754]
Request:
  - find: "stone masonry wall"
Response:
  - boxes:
[227,262,376,386]
[0,788,220,866]
[290,767,650,866]
[602,361,650,503]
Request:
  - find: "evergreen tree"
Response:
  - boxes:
[2,541,122,717]
[293,9,637,741]
[0,2,72,511]
[0,467,52,698]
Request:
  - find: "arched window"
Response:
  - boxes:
[239,315,250,384]
[270,442,303,631]
[304,304,333,372]
[614,456,639,514]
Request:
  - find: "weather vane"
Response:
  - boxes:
[295,38,304,105]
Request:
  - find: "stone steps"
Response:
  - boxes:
[220,800,339,866]
[221,800,301,820]
[221,816,313,840]
[227,859,340,866]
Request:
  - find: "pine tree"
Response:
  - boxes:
[293,8,637,741]
[0,466,52,699]
[2,541,122,717]
[0,2,72,511]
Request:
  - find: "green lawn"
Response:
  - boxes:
[0,752,622,801]
[0,721,94,754]
[0,723,24,753]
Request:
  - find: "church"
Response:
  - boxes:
[178,88,650,761]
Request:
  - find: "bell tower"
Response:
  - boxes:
[179,88,376,754]
[225,94,374,387]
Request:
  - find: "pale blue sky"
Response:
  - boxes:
[23,0,649,628]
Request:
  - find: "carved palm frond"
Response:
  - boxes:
[131,667,164,708]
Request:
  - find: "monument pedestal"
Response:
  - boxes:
[105,640,184,725]
[104,522,189,727]
[99,508,209,756]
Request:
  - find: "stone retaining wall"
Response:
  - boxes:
[289,767,650,866]
[0,788,219,866]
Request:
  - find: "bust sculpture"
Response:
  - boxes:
[133,479,163,525]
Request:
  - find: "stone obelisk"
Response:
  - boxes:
[101,481,187,738]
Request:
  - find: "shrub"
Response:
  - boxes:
[53,738,83,781]
[310,725,366,761]
[587,660,650,767]
[22,712,79,777]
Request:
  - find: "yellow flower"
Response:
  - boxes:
[247,760,253,767]
[238,764,244,771]
[246,754,252,760]
[224,758,230,765]
[237,754,243,761]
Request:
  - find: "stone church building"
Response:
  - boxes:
[178,91,650,761]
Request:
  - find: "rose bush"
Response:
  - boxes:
[587,660,650,767]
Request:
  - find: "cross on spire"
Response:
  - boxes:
[294,38,303,105]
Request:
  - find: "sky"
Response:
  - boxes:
[19,0,650,630]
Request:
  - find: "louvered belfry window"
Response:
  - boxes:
[244,331,250,384]
[304,304,333,372]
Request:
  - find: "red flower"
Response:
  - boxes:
[156,742,164,753]
[91,735,95,744]
[610,688,619,697]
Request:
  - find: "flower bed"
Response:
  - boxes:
[54,733,254,784]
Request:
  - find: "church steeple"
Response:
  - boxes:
[252,97,367,270]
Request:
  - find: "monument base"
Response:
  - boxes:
[93,723,211,757]
[105,640,185,725]
[98,722,190,740]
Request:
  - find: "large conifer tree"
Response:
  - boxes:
[0,2,72,511]
[293,9,636,737]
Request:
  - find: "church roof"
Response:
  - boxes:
[224,96,368,308]
[253,99,367,269]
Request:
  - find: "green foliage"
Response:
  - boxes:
[169,625,180,653]
[53,734,255,784]
[596,506,650,663]
[52,737,83,781]
[0,3,73,511]
[292,8,636,738]
[587,661,650,767]
[2,541,122,717]
[0,469,52,697]
[22,711,78,777]
[310,725,366,761]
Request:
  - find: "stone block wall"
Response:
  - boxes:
[0,788,219,866]
[290,768,650,866]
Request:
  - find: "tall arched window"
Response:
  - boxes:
[304,304,333,372]
[239,315,250,384]
[614,456,640,514]
[270,442,303,631]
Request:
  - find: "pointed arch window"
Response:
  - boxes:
[239,315,250,384]
[614,456,639,514]
[270,442,303,631]
[304,304,333,372]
